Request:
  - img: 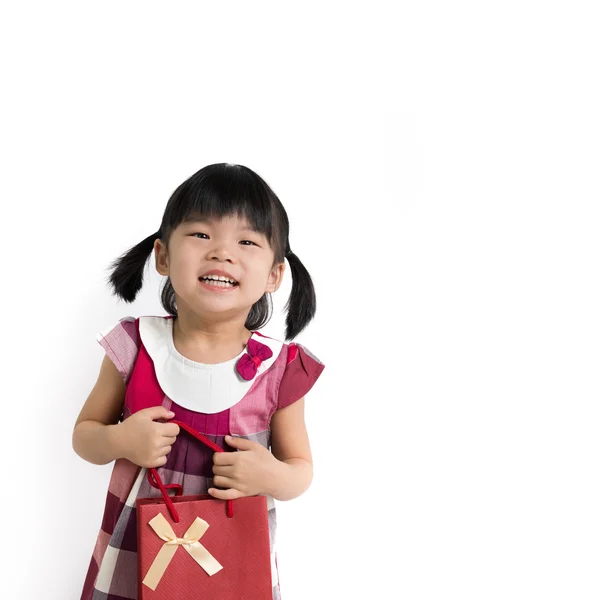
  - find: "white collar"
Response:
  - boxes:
[138,316,284,414]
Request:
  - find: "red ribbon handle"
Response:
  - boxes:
[147,419,234,523]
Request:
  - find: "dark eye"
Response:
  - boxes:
[240,240,257,246]
[192,232,208,239]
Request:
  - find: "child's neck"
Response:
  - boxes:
[172,315,252,364]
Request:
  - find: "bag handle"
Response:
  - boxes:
[147,419,235,523]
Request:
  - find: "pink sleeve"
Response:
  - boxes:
[95,316,140,385]
[276,342,325,411]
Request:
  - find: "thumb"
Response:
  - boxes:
[141,405,175,420]
[224,435,253,449]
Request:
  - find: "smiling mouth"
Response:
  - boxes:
[198,277,239,288]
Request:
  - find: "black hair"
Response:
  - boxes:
[105,163,316,341]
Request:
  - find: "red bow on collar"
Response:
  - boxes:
[235,337,273,381]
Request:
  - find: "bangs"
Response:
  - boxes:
[167,164,276,244]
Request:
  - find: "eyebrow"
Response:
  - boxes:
[186,219,261,233]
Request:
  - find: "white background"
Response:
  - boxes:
[2,1,599,599]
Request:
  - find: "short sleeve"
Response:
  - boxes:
[276,342,325,411]
[96,316,140,385]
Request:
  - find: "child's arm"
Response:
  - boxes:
[208,396,313,502]
[72,354,179,467]
[268,396,313,501]
[72,354,128,465]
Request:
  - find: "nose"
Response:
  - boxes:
[207,242,235,262]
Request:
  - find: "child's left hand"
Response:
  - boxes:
[208,435,282,500]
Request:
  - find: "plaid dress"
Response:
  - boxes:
[80,315,325,600]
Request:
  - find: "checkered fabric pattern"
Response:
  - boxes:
[79,316,325,600]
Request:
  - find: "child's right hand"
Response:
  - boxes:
[117,406,180,468]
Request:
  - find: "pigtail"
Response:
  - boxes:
[283,250,317,341]
[245,294,273,332]
[106,231,160,303]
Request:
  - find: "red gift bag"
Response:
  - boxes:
[136,420,272,599]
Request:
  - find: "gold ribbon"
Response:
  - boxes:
[142,513,223,590]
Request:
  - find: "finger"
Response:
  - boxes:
[158,445,172,456]
[207,487,244,500]
[142,406,175,420]
[224,435,254,450]
[160,423,180,437]
[151,456,168,468]
[161,435,178,445]
[213,451,237,466]
[212,475,236,488]
[212,465,234,477]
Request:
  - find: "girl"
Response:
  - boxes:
[72,163,326,600]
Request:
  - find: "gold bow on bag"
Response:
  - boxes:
[142,513,223,590]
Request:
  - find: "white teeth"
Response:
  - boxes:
[200,276,236,287]
[201,275,237,284]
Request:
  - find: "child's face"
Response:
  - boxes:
[154,214,285,319]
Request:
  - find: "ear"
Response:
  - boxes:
[154,239,169,276]
[265,261,285,293]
